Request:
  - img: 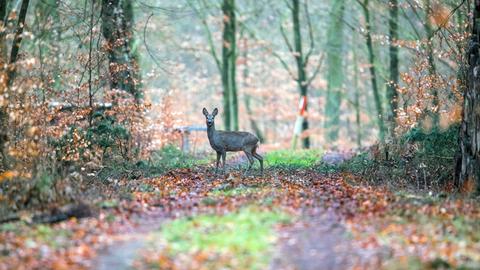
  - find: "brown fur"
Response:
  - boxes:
[203,108,263,174]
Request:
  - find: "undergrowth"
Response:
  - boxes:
[98,144,208,181]
[336,125,459,191]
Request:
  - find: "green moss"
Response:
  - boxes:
[157,206,290,269]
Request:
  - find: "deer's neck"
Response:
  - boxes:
[207,123,216,141]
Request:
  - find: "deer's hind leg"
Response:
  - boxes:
[243,150,255,175]
[221,151,227,174]
[252,146,263,175]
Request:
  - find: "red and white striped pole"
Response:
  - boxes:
[292,95,307,149]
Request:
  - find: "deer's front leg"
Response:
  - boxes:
[215,151,221,174]
[221,152,227,174]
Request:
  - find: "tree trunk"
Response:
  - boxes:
[101,0,141,102]
[455,1,480,193]
[0,0,8,168]
[360,0,385,143]
[325,0,345,143]
[0,0,30,168]
[221,0,238,131]
[292,0,310,149]
[387,0,399,138]
[353,43,362,148]
[424,0,439,129]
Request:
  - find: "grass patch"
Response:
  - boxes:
[266,149,322,169]
[156,206,291,269]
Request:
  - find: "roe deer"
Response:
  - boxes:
[202,108,263,175]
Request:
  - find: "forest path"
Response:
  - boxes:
[88,163,385,269]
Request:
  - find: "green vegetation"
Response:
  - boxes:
[98,144,208,181]
[155,206,291,269]
[335,125,459,189]
[266,149,322,169]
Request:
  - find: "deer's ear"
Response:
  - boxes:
[212,108,218,116]
[202,108,208,116]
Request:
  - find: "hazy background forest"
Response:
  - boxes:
[1,0,480,269]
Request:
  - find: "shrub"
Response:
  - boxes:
[339,124,459,190]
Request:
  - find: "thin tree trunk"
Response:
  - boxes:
[325,0,345,142]
[221,0,234,130]
[0,0,30,168]
[360,0,385,143]
[353,43,362,148]
[0,0,8,168]
[424,0,439,128]
[88,0,95,126]
[230,16,238,131]
[387,0,399,138]
[292,0,310,149]
[221,0,238,131]
[6,0,30,88]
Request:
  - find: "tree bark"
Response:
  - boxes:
[353,42,362,148]
[359,0,386,143]
[455,1,480,193]
[101,0,141,102]
[387,0,399,138]
[325,0,345,142]
[424,0,439,129]
[221,0,238,131]
[292,0,310,149]
[0,0,30,169]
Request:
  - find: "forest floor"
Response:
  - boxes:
[1,151,480,270]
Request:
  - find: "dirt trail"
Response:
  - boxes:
[91,208,166,270]
[88,165,383,269]
[272,208,384,270]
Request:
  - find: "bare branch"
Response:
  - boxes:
[284,0,293,10]
[187,0,222,72]
[143,13,171,74]
[279,23,295,54]
[306,53,325,87]
[303,0,315,68]
[271,51,297,81]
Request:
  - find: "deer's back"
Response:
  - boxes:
[214,131,259,152]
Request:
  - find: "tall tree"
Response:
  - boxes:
[387,0,399,138]
[276,0,322,149]
[357,0,386,143]
[352,39,362,148]
[101,0,142,102]
[324,0,345,142]
[188,0,239,131]
[424,0,439,128]
[455,1,480,193]
[0,0,31,168]
[222,0,239,131]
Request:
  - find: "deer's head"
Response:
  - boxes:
[202,108,218,127]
